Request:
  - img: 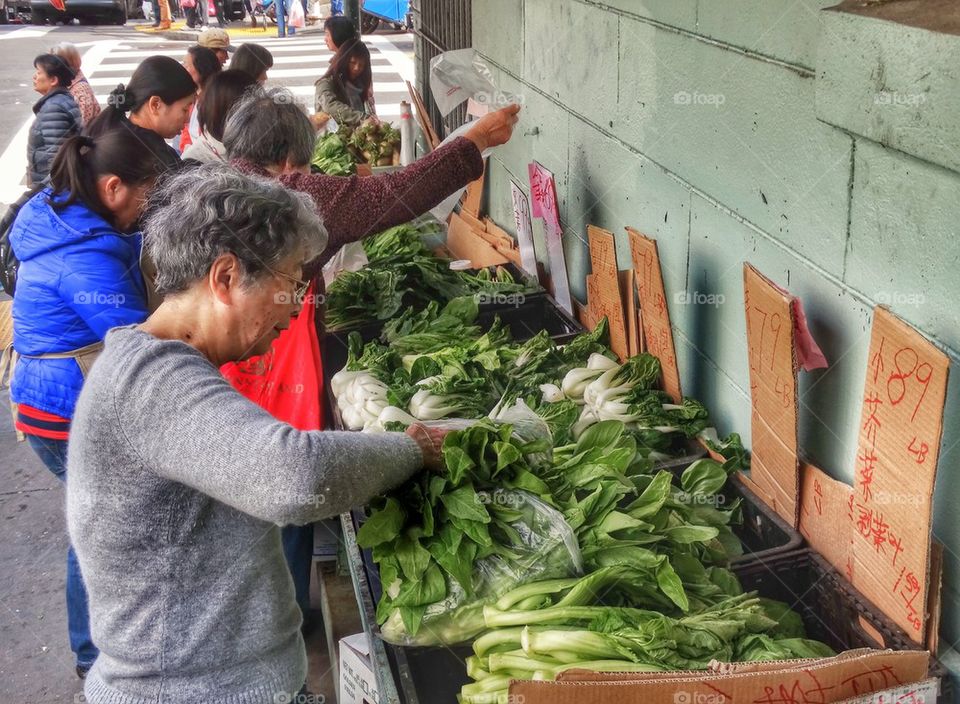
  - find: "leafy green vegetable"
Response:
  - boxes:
[310,132,355,175]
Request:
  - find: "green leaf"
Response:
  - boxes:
[356,498,405,548]
[656,559,690,612]
[663,524,720,544]
[392,562,446,607]
[396,536,432,582]
[681,459,728,497]
[440,485,491,523]
[576,420,625,455]
[443,445,475,486]
[626,471,673,519]
[399,605,428,637]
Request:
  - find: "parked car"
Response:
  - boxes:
[2,0,32,22]
[31,0,126,23]
[360,0,409,33]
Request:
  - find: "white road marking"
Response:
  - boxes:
[0,26,56,40]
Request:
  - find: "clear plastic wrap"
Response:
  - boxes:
[378,489,582,646]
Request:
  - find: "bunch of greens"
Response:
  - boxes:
[325,223,539,331]
[310,132,355,175]
[340,121,402,165]
[460,569,834,703]
[357,421,582,645]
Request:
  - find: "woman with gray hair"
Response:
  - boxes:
[225,86,520,269]
[50,42,100,126]
[66,164,447,703]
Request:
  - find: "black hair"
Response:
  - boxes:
[324,16,358,48]
[47,129,169,226]
[324,39,373,103]
[230,43,273,81]
[187,45,222,89]
[86,55,197,135]
[197,69,256,142]
[34,53,76,88]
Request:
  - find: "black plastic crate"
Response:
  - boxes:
[732,549,948,699]
[727,476,804,567]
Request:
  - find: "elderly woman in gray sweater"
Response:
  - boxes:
[67,165,444,704]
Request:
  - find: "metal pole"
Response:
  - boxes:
[343,0,359,35]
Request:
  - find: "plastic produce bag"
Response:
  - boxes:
[322,241,368,287]
[378,489,582,646]
[429,49,498,117]
[221,281,323,430]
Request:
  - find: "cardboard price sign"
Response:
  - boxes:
[849,307,949,643]
[586,226,629,360]
[528,161,573,315]
[743,264,800,526]
[799,462,854,579]
[627,227,682,402]
[512,649,931,704]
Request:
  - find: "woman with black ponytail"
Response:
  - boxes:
[8,128,169,680]
[86,55,197,168]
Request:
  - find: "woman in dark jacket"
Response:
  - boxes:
[28,54,82,185]
[10,128,170,678]
[314,39,376,129]
[86,55,197,169]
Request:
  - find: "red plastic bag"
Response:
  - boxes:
[221,284,323,431]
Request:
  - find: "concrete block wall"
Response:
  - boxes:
[471,0,960,659]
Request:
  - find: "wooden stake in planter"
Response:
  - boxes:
[743,264,801,526]
[847,307,949,644]
[627,228,682,402]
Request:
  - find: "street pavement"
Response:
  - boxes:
[0,20,414,703]
[0,22,415,204]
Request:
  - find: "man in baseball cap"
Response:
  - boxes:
[198,28,233,66]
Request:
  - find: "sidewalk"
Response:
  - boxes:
[0,386,82,704]
[132,18,326,41]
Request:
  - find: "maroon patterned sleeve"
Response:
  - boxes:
[280,136,483,258]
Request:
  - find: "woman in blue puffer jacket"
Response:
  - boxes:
[10,127,168,678]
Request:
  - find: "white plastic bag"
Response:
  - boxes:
[322,241,368,287]
[379,490,582,646]
[429,49,498,117]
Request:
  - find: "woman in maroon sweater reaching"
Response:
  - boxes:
[219,86,519,618]
[222,86,519,269]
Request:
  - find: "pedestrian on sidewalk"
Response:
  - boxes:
[149,0,171,29]
[8,127,171,680]
[87,55,197,170]
[50,43,101,127]
[323,14,356,52]
[66,164,447,704]
[28,54,81,186]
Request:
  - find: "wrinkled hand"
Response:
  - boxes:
[464,104,521,152]
[405,423,448,473]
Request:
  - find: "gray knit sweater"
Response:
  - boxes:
[67,326,424,704]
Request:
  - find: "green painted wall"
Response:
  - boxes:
[471,0,960,663]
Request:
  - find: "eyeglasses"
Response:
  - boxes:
[265,264,310,303]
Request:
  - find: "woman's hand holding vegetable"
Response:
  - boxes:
[464,104,521,153]
[405,423,447,472]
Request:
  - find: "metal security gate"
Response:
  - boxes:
[410,0,472,140]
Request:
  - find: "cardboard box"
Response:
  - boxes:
[511,649,931,704]
[339,632,380,704]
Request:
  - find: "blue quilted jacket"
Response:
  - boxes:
[10,190,149,419]
[28,89,81,185]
